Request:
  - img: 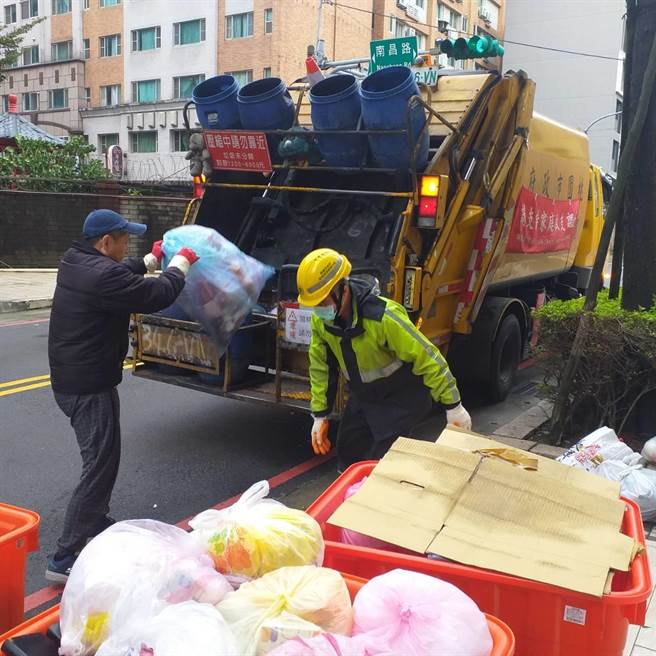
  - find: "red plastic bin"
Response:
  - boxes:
[0,502,40,633]
[0,576,514,656]
[307,461,653,656]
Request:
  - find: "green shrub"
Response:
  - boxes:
[534,291,656,437]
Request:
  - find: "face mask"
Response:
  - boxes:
[314,304,337,322]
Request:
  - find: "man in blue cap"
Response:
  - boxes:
[46,209,198,582]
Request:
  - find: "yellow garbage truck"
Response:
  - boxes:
[131,68,605,411]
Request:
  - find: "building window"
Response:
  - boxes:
[99,133,119,153]
[264,8,272,34]
[51,0,70,14]
[48,88,68,109]
[132,26,161,51]
[84,0,89,8]
[21,45,39,65]
[611,140,620,171]
[4,5,17,24]
[20,0,38,18]
[173,74,205,99]
[100,0,120,6]
[437,3,462,32]
[415,0,425,7]
[83,38,90,59]
[479,0,499,30]
[174,18,206,45]
[100,34,121,57]
[263,67,272,78]
[132,79,160,103]
[225,12,253,39]
[130,131,158,153]
[171,129,199,152]
[226,69,253,87]
[615,98,623,133]
[51,41,72,62]
[22,92,38,111]
[100,84,121,106]
[462,16,468,33]
[1,95,9,112]
[84,87,91,105]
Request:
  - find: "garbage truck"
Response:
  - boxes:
[130,67,605,412]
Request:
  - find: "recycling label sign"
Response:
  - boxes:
[370,36,418,72]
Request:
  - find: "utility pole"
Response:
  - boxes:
[609,6,634,300]
[621,0,656,310]
[315,0,326,62]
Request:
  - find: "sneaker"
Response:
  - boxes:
[45,553,76,584]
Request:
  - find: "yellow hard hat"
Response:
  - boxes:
[297,248,352,306]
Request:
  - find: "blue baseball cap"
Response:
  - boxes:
[82,209,148,238]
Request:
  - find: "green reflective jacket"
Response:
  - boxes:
[309,278,461,416]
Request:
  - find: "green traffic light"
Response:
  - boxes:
[438,35,504,61]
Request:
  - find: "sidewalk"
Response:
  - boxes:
[0,270,57,313]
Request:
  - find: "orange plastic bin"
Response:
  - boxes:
[0,502,40,633]
[307,461,653,656]
[0,575,515,656]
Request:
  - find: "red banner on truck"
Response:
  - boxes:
[204,130,273,173]
[506,187,580,253]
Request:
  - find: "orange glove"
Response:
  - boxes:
[311,417,331,455]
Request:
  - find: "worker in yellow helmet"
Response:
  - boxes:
[297,248,471,466]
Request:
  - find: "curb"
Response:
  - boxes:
[0,298,53,314]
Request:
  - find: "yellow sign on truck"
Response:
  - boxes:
[132,68,606,409]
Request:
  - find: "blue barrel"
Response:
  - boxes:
[238,78,294,161]
[360,66,429,170]
[309,74,365,167]
[192,75,240,129]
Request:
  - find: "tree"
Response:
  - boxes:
[0,136,111,191]
[0,18,45,80]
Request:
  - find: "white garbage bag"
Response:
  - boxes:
[557,427,641,471]
[596,460,656,521]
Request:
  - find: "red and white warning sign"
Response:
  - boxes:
[284,305,313,345]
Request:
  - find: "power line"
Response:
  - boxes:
[335,1,624,62]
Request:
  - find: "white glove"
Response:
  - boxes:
[311,417,331,455]
[446,403,472,431]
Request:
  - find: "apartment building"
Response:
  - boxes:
[217,0,373,85]
[1,0,505,179]
[503,0,624,174]
[0,0,86,136]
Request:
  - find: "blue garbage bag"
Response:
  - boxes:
[161,225,274,357]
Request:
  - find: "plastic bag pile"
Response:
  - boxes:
[161,224,274,356]
[557,426,656,520]
[59,485,493,656]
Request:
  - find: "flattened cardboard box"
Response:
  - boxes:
[329,434,636,596]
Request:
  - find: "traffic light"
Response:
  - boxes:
[437,35,504,60]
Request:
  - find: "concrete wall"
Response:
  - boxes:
[0,189,189,266]
[503,0,624,173]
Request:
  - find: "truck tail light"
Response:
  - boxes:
[417,174,448,228]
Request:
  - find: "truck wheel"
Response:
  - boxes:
[488,314,521,402]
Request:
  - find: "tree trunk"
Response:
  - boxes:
[622,0,656,310]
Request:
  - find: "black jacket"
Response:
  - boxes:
[48,241,185,395]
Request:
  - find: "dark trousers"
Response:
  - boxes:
[336,398,412,469]
[53,388,121,557]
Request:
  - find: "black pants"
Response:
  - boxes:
[336,397,423,469]
[53,388,121,557]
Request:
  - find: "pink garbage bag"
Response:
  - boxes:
[352,569,492,656]
[339,478,400,551]
[268,633,393,656]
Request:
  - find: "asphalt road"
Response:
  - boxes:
[0,308,541,616]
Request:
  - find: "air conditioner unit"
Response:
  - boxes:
[406,3,419,19]
[478,7,491,22]
[396,0,407,9]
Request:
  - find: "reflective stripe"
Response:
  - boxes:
[307,257,344,294]
[383,308,460,402]
[359,359,404,383]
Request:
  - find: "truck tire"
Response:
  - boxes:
[488,314,521,402]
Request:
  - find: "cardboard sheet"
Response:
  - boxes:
[436,427,621,498]
[329,435,636,596]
